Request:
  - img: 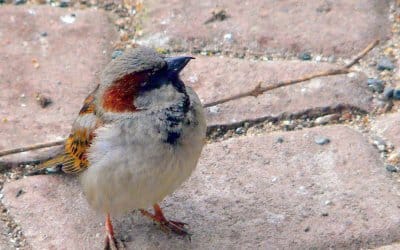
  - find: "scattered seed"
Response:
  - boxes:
[204,8,229,24]
[15,189,25,198]
[35,93,52,108]
[32,58,40,69]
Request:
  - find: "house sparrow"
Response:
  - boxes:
[39,47,206,249]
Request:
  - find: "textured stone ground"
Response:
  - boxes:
[1,1,400,249]
[0,5,117,163]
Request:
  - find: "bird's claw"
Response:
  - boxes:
[140,206,192,239]
[104,233,125,250]
[159,219,191,237]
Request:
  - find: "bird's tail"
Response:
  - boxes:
[37,153,71,170]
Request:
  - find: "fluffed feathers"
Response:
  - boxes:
[37,87,101,174]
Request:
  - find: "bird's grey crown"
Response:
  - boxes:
[100,47,166,87]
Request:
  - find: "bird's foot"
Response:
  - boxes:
[104,213,125,250]
[140,204,191,238]
[160,219,189,236]
[104,231,125,250]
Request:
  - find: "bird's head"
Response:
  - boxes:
[98,47,193,113]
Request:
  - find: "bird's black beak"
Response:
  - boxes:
[165,56,194,77]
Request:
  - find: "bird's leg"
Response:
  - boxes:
[140,204,190,236]
[104,213,120,250]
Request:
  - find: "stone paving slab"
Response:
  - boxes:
[0,5,117,163]
[137,0,390,56]
[373,113,400,150]
[181,56,373,127]
[181,57,334,105]
[3,125,400,249]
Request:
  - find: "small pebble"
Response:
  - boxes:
[377,57,395,71]
[321,212,329,217]
[276,137,284,143]
[111,50,123,59]
[383,86,394,100]
[223,33,233,43]
[367,78,384,93]
[393,88,400,100]
[188,75,199,83]
[304,226,310,232]
[373,138,386,152]
[388,152,400,164]
[59,0,70,7]
[208,106,220,114]
[315,136,330,145]
[377,144,386,152]
[14,0,26,5]
[327,55,336,63]
[60,14,76,24]
[386,165,398,173]
[314,114,339,125]
[299,52,311,61]
[45,167,60,174]
[121,234,133,242]
[235,127,245,135]
[282,120,296,130]
[40,31,48,37]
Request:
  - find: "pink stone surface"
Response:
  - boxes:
[137,0,390,56]
[3,126,400,249]
[181,57,373,127]
[373,112,400,149]
[0,6,118,163]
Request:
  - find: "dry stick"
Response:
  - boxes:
[0,140,65,157]
[203,68,350,108]
[344,39,379,69]
[0,39,380,158]
[204,39,379,108]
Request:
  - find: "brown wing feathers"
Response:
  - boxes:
[38,88,99,174]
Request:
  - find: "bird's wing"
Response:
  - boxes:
[38,86,102,174]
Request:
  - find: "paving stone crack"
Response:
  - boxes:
[207,105,368,142]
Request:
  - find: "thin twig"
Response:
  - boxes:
[0,140,64,157]
[204,39,379,108]
[345,39,379,68]
[204,68,350,107]
[0,40,380,158]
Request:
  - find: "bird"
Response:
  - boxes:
[38,46,207,249]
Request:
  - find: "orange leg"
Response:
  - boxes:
[104,213,119,250]
[106,214,115,238]
[140,204,189,236]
